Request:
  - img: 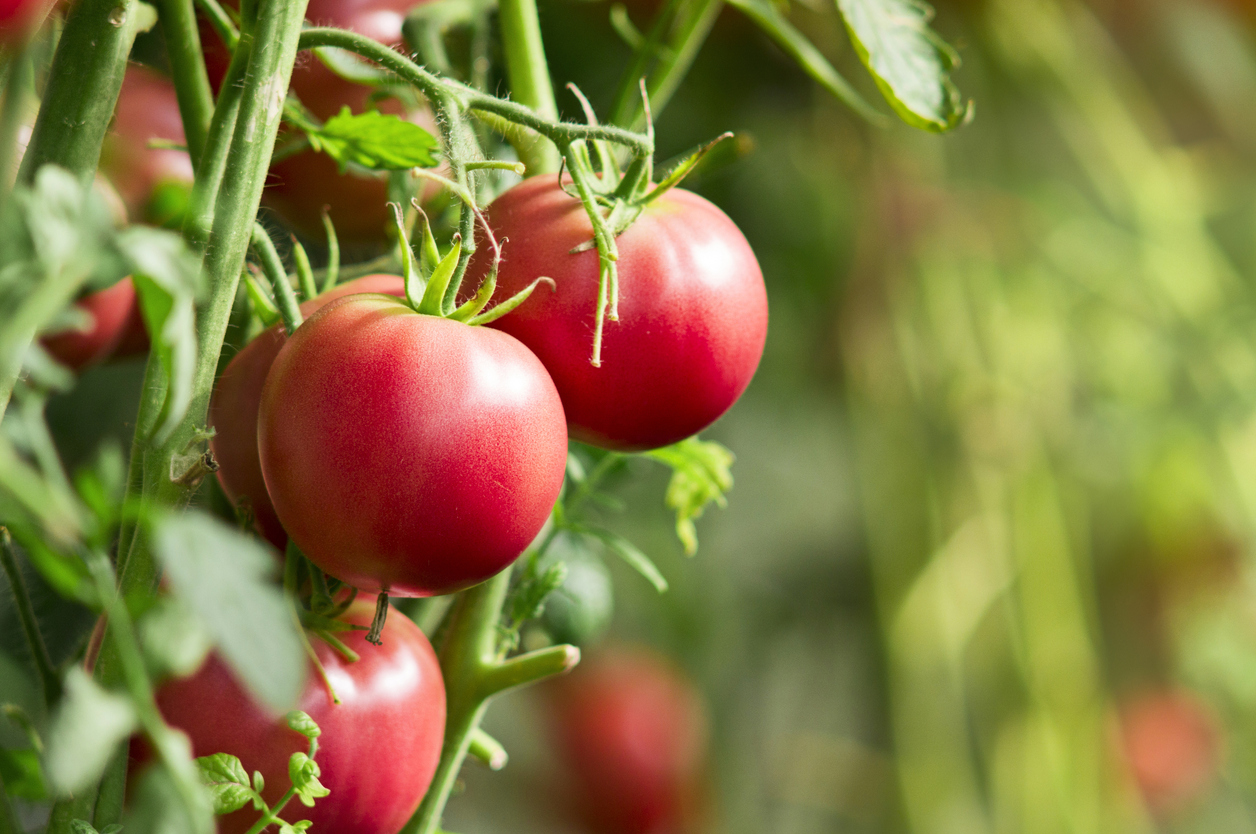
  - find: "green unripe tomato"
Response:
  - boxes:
[542,533,614,647]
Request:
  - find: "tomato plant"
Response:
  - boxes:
[0,0,967,828]
[471,177,769,451]
[546,646,709,834]
[147,599,445,834]
[209,274,406,547]
[257,293,568,597]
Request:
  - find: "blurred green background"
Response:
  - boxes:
[10,0,1256,830]
[448,0,1256,831]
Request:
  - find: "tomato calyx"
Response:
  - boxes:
[553,88,737,367]
[390,201,554,326]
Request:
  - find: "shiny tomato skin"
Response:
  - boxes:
[547,647,709,834]
[151,601,445,834]
[209,275,406,548]
[257,295,568,596]
[42,278,137,370]
[100,66,194,222]
[471,178,768,451]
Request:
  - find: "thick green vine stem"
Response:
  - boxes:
[154,0,215,164]
[496,0,561,174]
[402,568,580,834]
[17,0,140,185]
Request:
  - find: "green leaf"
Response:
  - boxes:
[835,0,970,131]
[288,752,330,807]
[139,595,212,679]
[128,760,215,834]
[307,107,440,171]
[119,226,201,443]
[196,752,257,815]
[44,667,137,796]
[644,437,735,556]
[578,528,668,593]
[0,747,48,800]
[152,511,306,713]
[286,710,321,740]
[70,821,100,834]
[540,533,614,647]
[724,0,885,124]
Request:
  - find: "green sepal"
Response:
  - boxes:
[466,277,554,327]
[416,237,462,317]
[291,237,317,301]
[244,272,282,329]
[320,210,340,292]
[640,133,734,206]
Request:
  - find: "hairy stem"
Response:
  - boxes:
[155,0,215,164]
[17,0,139,185]
[497,0,561,174]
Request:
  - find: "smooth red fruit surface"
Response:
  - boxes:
[42,278,137,370]
[470,178,768,451]
[209,275,406,548]
[258,295,567,596]
[1119,690,1220,814]
[547,646,709,834]
[151,601,445,834]
[100,65,193,222]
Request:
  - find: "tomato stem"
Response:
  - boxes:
[17,0,140,186]
[153,0,214,165]
[403,567,579,834]
[497,0,561,174]
[366,591,390,646]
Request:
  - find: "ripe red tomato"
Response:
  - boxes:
[257,295,567,596]
[546,646,709,834]
[1119,690,1221,815]
[41,278,138,370]
[99,65,194,223]
[210,274,406,548]
[469,178,768,451]
[149,600,445,834]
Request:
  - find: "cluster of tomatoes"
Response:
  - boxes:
[25,0,767,830]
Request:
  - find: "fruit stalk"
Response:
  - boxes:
[403,568,580,834]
